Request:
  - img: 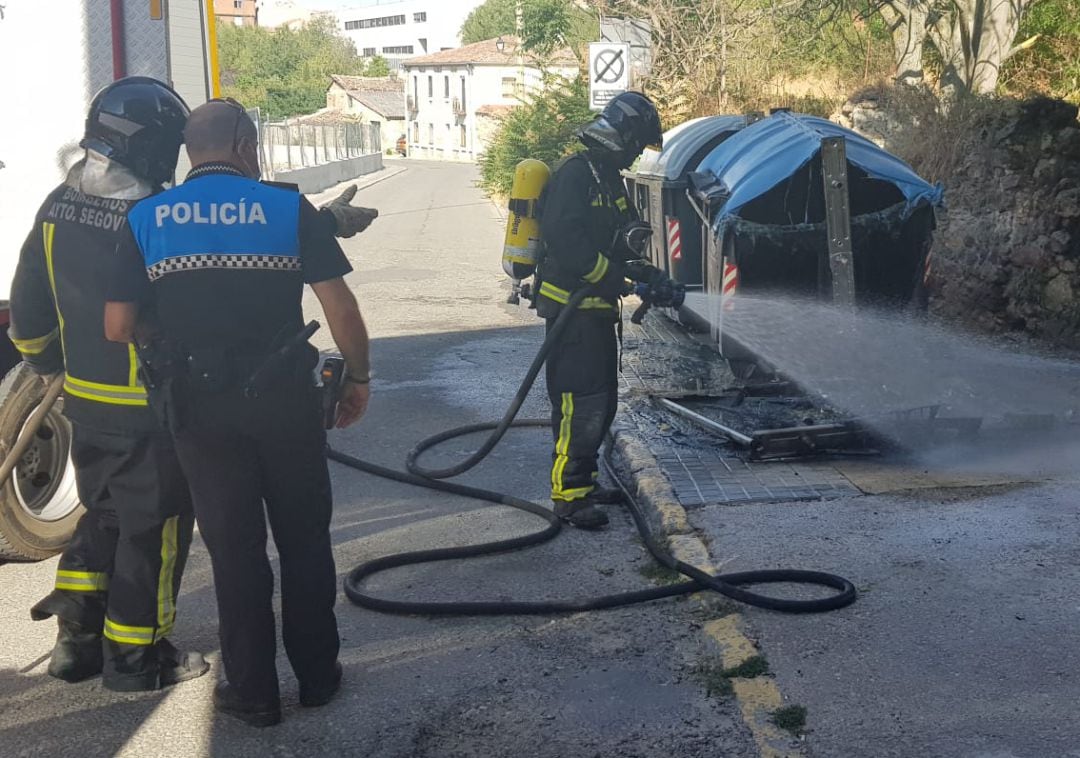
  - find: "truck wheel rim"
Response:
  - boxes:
[14,404,79,522]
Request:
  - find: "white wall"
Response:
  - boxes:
[404,63,578,162]
[334,0,481,62]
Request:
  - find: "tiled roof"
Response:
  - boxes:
[296,108,361,126]
[349,91,406,119]
[476,104,517,117]
[328,75,406,119]
[329,75,404,93]
[402,37,578,69]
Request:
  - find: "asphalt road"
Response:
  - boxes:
[692,482,1080,758]
[0,160,756,757]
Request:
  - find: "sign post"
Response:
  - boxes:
[588,42,631,111]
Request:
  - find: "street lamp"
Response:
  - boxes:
[495,36,505,53]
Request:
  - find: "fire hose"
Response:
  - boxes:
[2,297,857,614]
[0,375,65,489]
[329,288,857,615]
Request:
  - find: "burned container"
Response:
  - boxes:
[685,111,943,348]
[625,115,751,289]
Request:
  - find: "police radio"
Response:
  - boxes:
[319,355,347,429]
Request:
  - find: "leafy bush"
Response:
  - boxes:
[217,16,388,120]
[478,74,594,196]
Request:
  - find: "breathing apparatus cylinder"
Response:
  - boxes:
[502,160,550,297]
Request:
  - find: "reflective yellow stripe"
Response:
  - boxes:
[11,328,59,356]
[579,297,614,310]
[157,516,178,631]
[65,375,147,396]
[555,486,593,500]
[42,223,66,357]
[65,374,148,407]
[103,617,156,646]
[64,384,150,407]
[615,197,628,211]
[128,344,140,388]
[552,393,576,500]
[582,253,609,284]
[55,569,109,592]
[539,281,571,305]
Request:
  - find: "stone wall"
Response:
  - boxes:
[838,94,1080,346]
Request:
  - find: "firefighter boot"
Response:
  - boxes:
[156,638,210,687]
[47,619,104,683]
[554,499,610,530]
[103,638,208,692]
[588,487,627,505]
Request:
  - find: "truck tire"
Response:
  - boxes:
[0,363,82,561]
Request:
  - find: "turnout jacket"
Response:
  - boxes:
[536,152,635,318]
[10,174,157,433]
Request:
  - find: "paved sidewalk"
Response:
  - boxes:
[613,308,1080,757]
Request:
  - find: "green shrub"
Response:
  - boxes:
[478,73,593,196]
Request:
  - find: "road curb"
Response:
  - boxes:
[610,400,807,758]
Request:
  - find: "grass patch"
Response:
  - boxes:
[694,654,770,698]
[772,705,807,735]
[638,561,685,586]
[694,660,735,698]
[723,655,770,679]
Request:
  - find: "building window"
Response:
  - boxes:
[443,76,450,98]
[414,12,427,22]
[382,45,414,55]
[412,76,419,103]
[427,123,434,145]
[344,14,406,30]
[363,47,376,57]
[412,121,419,143]
[234,0,243,8]
[501,77,521,98]
[427,76,433,98]
[419,37,428,52]
[460,125,467,148]
[460,77,466,110]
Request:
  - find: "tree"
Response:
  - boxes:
[217,15,370,119]
[833,0,1039,94]
[362,56,391,78]
[461,0,598,56]
[478,74,595,195]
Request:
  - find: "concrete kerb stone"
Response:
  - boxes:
[611,401,807,758]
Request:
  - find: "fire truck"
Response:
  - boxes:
[0,0,220,559]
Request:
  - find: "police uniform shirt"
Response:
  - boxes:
[109,163,351,353]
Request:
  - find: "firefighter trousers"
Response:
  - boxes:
[172,385,339,705]
[545,313,619,502]
[31,423,195,679]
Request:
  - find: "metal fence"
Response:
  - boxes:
[258,120,381,179]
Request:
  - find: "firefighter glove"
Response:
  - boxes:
[323,185,379,238]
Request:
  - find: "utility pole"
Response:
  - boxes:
[515,0,524,93]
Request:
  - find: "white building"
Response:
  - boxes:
[403,37,580,162]
[334,0,483,64]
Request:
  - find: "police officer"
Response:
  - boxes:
[536,92,673,530]
[105,100,371,727]
[9,77,209,690]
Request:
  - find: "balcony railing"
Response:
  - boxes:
[452,97,466,118]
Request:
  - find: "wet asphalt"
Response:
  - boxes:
[0,160,755,757]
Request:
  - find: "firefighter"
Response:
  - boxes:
[9,77,209,691]
[535,92,670,530]
[105,100,371,727]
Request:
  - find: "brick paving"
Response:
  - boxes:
[618,309,864,506]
